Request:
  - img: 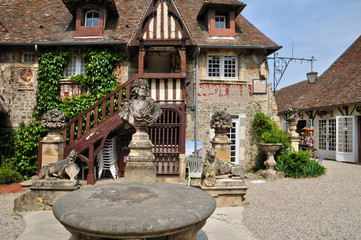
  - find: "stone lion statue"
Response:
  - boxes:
[201,148,245,187]
[39,150,79,180]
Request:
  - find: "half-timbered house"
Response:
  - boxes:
[0,0,280,183]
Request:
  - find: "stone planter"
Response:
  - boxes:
[259,143,282,174]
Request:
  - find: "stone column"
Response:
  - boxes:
[124,125,157,182]
[119,79,162,182]
[40,109,66,167]
[178,154,186,182]
[286,108,300,151]
[210,110,232,162]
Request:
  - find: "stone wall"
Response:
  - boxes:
[185,49,277,169]
[0,47,37,128]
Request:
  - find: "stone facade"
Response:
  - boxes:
[0,47,38,128]
[185,49,278,169]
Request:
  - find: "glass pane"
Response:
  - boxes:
[86,11,99,26]
[215,16,226,29]
[224,56,236,78]
[208,56,220,77]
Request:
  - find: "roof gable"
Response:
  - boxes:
[275,35,361,113]
[128,0,194,47]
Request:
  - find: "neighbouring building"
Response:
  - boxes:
[276,35,361,163]
[0,0,280,183]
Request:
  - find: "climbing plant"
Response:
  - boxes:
[1,48,126,180]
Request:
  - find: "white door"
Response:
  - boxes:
[336,116,358,162]
[318,118,336,159]
[227,116,240,164]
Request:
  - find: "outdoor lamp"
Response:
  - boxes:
[307,71,317,84]
[307,56,317,84]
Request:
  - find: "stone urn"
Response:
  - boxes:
[259,143,282,173]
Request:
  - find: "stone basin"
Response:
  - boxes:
[258,143,282,153]
[53,182,216,240]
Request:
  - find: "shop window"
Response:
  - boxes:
[207,55,237,79]
[21,52,35,63]
[64,55,86,78]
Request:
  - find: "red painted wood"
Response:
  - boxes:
[110,95,114,115]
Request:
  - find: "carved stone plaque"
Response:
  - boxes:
[252,79,267,94]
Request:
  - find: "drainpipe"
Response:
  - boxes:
[194,47,200,158]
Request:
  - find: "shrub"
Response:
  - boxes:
[0,167,23,185]
[276,149,326,178]
[251,112,291,171]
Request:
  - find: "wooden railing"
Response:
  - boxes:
[62,76,136,146]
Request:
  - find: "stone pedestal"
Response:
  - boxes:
[201,177,248,207]
[14,179,80,211]
[124,126,156,182]
[211,129,232,163]
[178,154,186,182]
[41,130,65,167]
[259,143,282,176]
[287,119,300,151]
[53,182,216,240]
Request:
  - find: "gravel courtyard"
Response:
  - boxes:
[243,160,361,240]
[0,160,360,240]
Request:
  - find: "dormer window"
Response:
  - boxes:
[85,10,99,27]
[209,10,235,38]
[62,0,118,37]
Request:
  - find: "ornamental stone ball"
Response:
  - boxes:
[41,109,66,130]
[210,110,233,130]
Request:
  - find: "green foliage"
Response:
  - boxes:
[276,149,326,178]
[0,166,23,185]
[0,128,15,161]
[13,121,47,179]
[251,112,275,141]
[1,48,125,181]
[251,112,291,168]
[34,51,70,119]
[302,159,326,177]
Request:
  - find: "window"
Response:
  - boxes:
[22,52,35,63]
[207,55,237,79]
[227,116,240,164]
[64,55,86,78]
[215,15,226,29]
[85,10,99,26]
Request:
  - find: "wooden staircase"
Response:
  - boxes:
[61,76,136,184]
[52,74,187,184]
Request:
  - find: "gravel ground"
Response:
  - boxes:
[0,193,26,240]
[243,160,361,240]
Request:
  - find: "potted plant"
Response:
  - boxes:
[252,113,289,174]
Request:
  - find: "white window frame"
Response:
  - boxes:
[21,52,36,63]
[85,10,100,27]
[227,115,240,164]
[207,55,238,79]
[64,55,86,78]
[215,15,226,29]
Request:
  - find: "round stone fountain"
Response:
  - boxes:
[53,182,216,240]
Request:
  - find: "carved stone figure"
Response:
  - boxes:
[39,150,79,180]
[119,79,162,182]
[287,108,299,121]
[210,110,233,130]
[201,148,245,187]
[41,109,66,130]
[119,79,162,127]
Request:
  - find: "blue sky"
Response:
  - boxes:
[241,0,361,90]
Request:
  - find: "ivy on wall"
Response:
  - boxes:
[0,48,125,180]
